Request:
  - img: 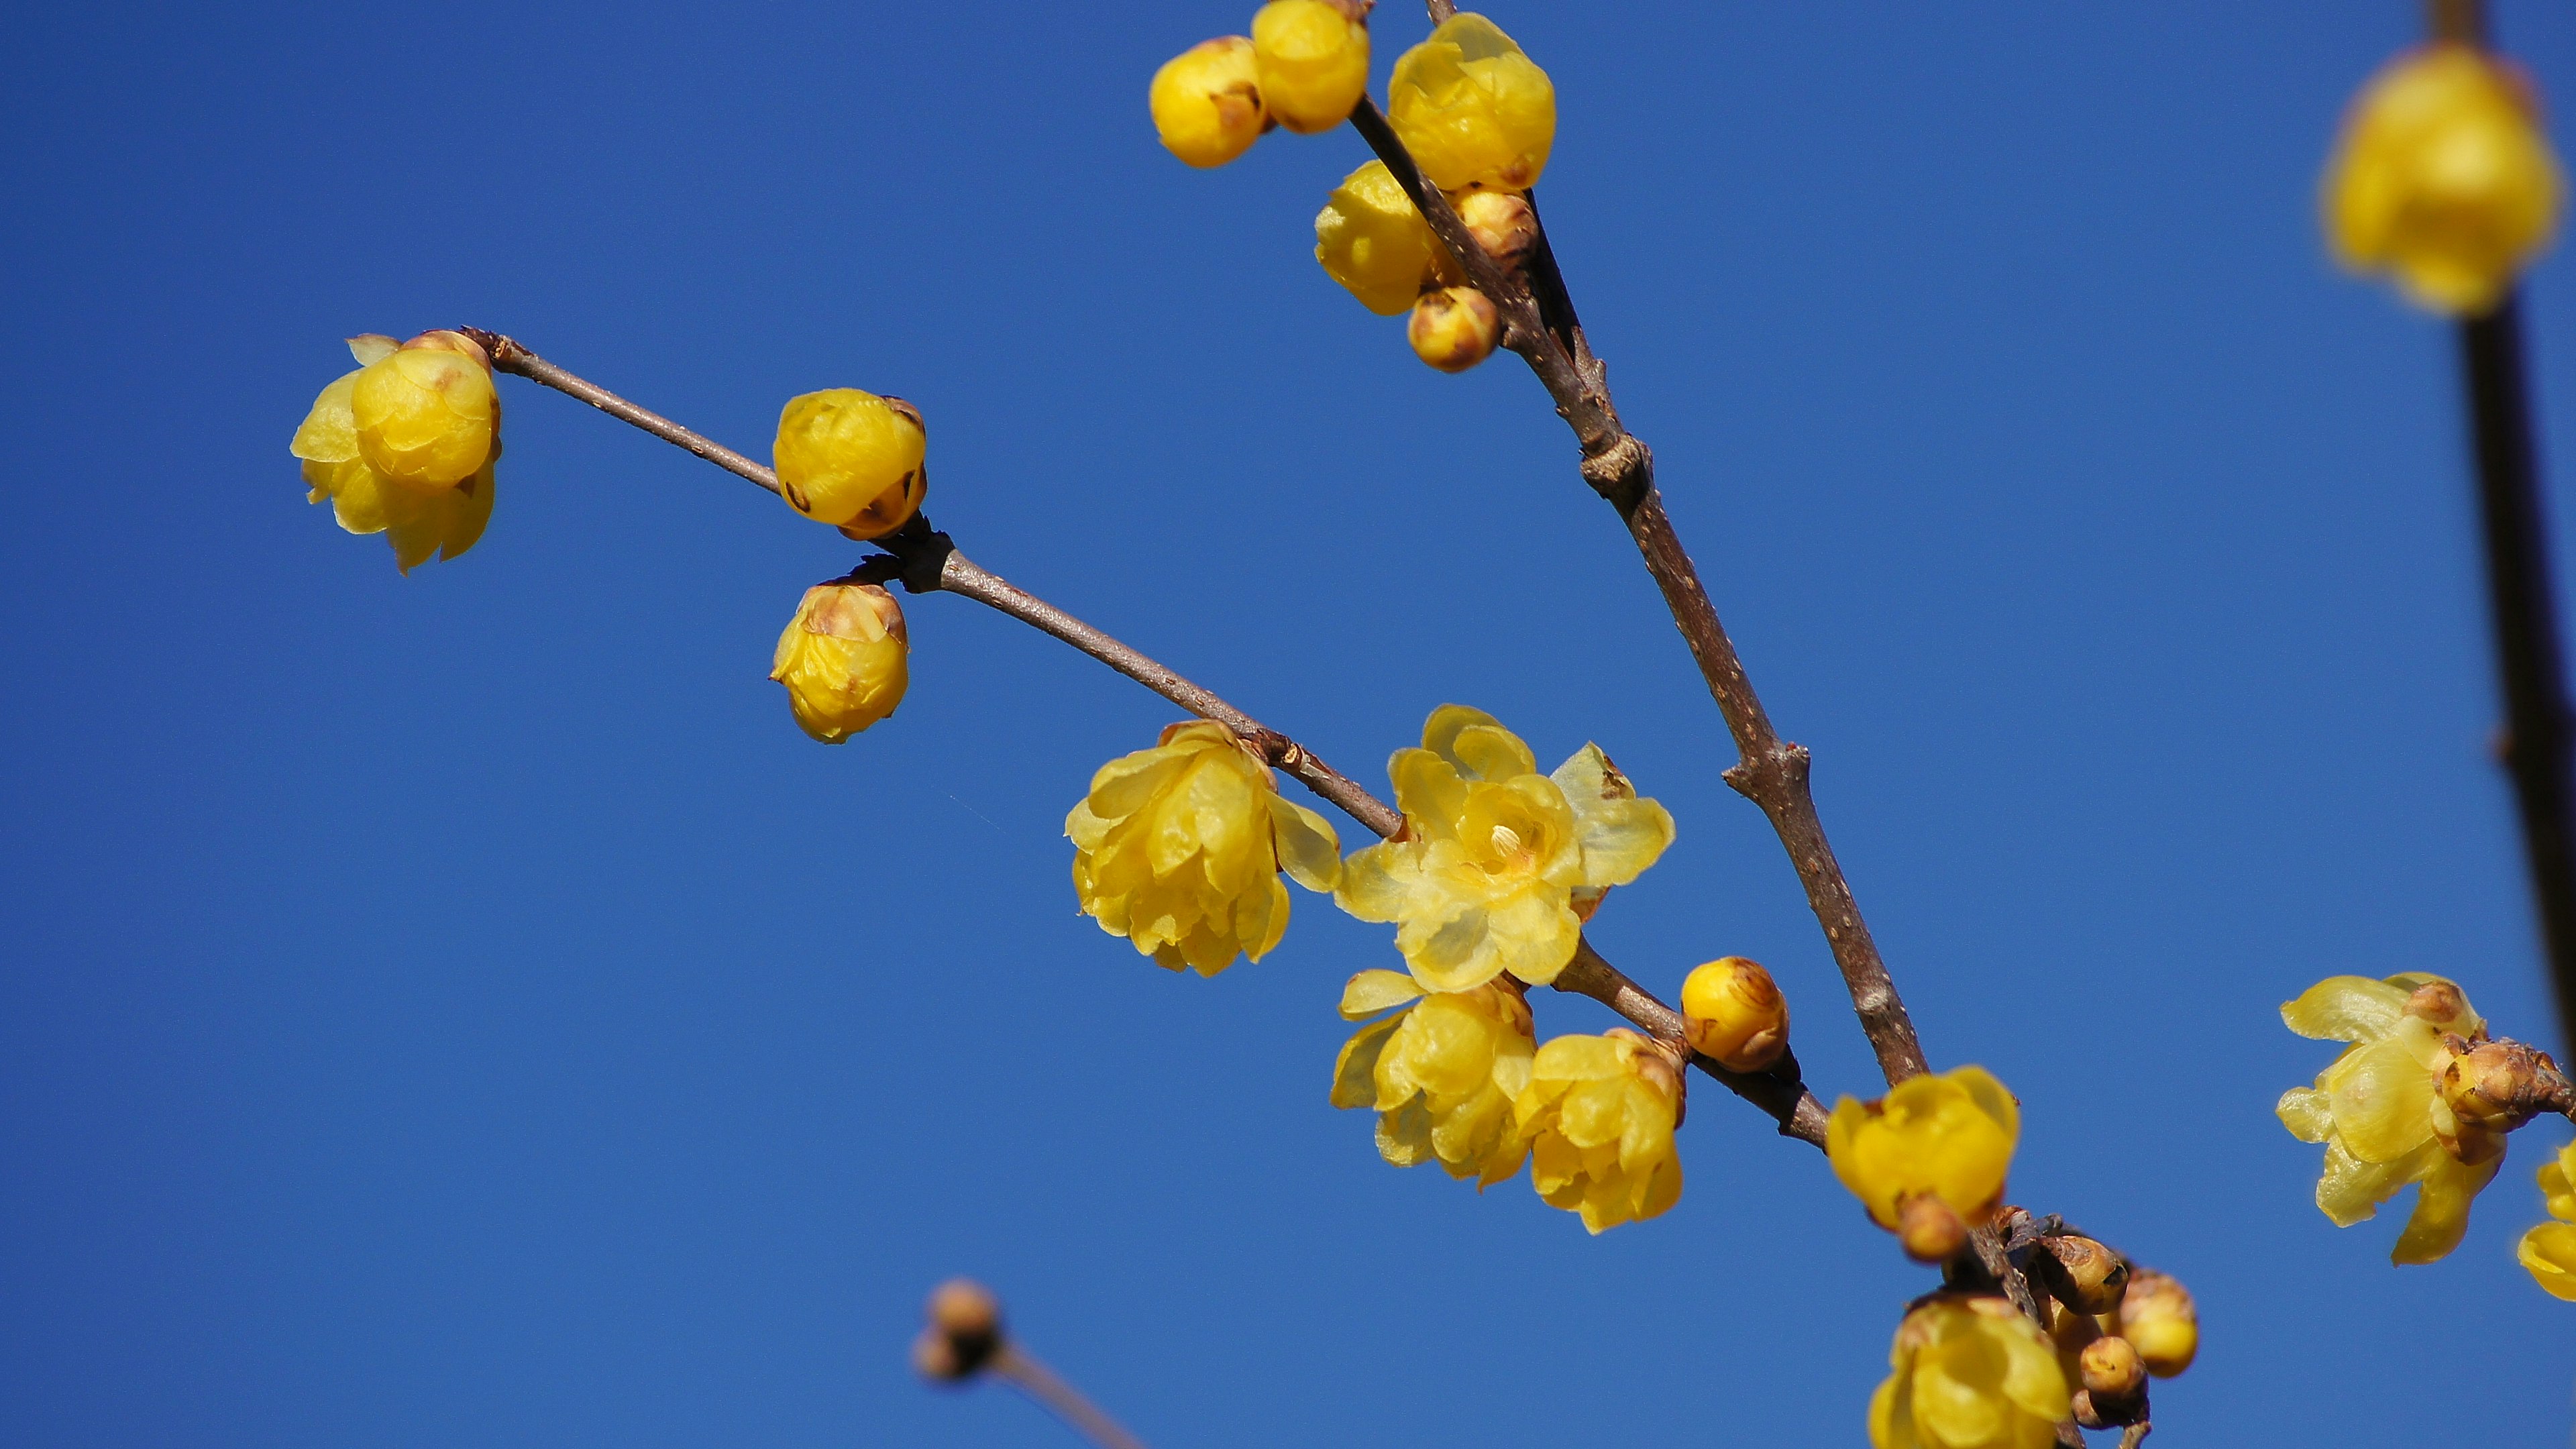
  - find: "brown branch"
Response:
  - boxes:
[464,329,1831,1146]
[1344,100,1931,1085]
[990,1345,1152,1449]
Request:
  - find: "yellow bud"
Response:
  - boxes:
[770,584,908,743]
[1678,956,1790,1072]
[1827,1066,2019,1244]
[2324,43,2564,314]
[1408,285,1500,372]
[1252,0,1368,136]
[350,343,497,491]
[2077,1335,2144,1401]
[2114,1269,2197,1378]
[2438,1036,2570,1144]
[1388,12,1555,193]
[773,389,927,536]
[2403,978,2478,1031]
[2032,1234,2129,1316]
[1453,187,1538,269]
[1150,36,1267,168]
[1314,160,1444,315]
[1894,1191,1967,1265]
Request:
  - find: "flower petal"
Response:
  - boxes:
[2518,1220,2576,1300]
[1340,969,1424,1020]
[2281,975,2410,1042]
[1572,796,1675,889]
[2276,1086,2334,1143]
[2392,1147,2502,1265]
[1267,794,1342,892]
[1450,722,1537,784]
[2325,1030,2440,1163]
[1332,1014,1404,1108]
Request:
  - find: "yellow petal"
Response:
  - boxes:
[1334,839,1430,924]
[1449,722,1538,784]
[1572,796,1675,890]
[290,372,364,464]
[2277,1086,2334,1143]
[2393,1147,2503,1265]
[1376,1095,1436,1167]
[2325,1029,2439,1162]
[1267,794,1342,892]
[2518,1221,2576,1300]
[1332,1014,1404,1109]
[2316,1139,2426,1226]
[345,333,399,365]
[1389,747,1468,839]
[1340,969,1425,1020]
[2281,975,2411,1042]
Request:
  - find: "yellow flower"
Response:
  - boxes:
[770,584,908,742]
[2275,972,2502,1264]
[2114,1269,2198,1379]
[1870,1297,2070,1449]
[347,332,498,489]
[1335,707,1674,993]
[1314,160,1447,316]
[1387,13,1555,193]
[1680,956,1789,1073]
[2324,43,2565,315]
[1827,1066,2019,1254]
[1511,1028,1683,1232]
[1330,968,1534,1183]
[1407,286,1500,372]
[773,389,927,538]
[1252,0,1367,136]
[1068,722,1342,975]
[291,335,496,573]
[1150,36,1267,168]
[2517,1138,2576,1301]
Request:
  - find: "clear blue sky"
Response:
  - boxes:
[5,1,2575,1444]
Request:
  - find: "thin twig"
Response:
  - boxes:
[990,1345,1152,1449]
[1345,101,1931,1085]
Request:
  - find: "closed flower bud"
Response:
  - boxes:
[1827,1067,2019,1248]
[1511,1028,1683,1232]
[1252,0,1368,136]
[2114,1269,2198,1378]
[291,335,497,573]
[1871,1295,2070,1449]
[1408,285,1500,372]
[1151,36,1267,168]
[1388,13,1555,193]
[1894,1191,1967,1265]
[1315,160,1446,315]
[2324,43,2564,314]
[1679,955,1790,1072]
[1453,187,1538,269]
[1068,722,1342,975]
[914,1279,1002,1381]
[773,389,927,537]
[2404,978,2479,1031]
[2438,1036,2570,1146]
[2032,1235,2129,1316]
[2077,1335,2144,1401]
[1332,968,1536,1184]
[770,584,908,742]
[349,333,498,491]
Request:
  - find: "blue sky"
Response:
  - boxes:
[5,1,2576,1444]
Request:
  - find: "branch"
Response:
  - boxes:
[991,1345,1152,1449]
[1344,101,1931,1085]
[462,330,1831,1147]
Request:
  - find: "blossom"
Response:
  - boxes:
[1870,1296,2070,1449]
[1314,160,1448,316]
[290,333,497,572]
[1251,0,1367,136]
[1387,13,1555,193]
[1827,1066,2019,1260]
[2275,972,2502,1264]
[771,584,908,741]
[1330,968,1534,1183]
[1679,955,1790,1072]
[1335,706,1673,993]
[2518,1138,2576,1301]
[1068,722,1342,975]
[2324,43,2564,314]
[773,388,926,538]
[1511,1028,1683,1232]
[1150,36,1266,168]
[1407,286,1500,372]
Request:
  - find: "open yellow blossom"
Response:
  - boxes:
[1315,160,1446,316]
[1335,706,1674,993]
[1387,13,1555,193]
[771,584,907,742]
[773,389,926,538]
[1252,0,1367,136]
[1069,722,1342,975]
[1150,36,1267,168]
[1827,1066,2019,1254]
[2518,1138,2576,1301]
[1330,968,1534,1183]
[2275,972,2502,1264]
[2324,43,2564,315]
[291,335,496,573]
[1870,1296,2070,1449]
[1511,1028,1682,1232]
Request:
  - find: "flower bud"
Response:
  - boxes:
[2440,1036,2570,1142]
[1389,13,1555,193]
[2403,978,2478,1032]
[914,1278,1002,1381]
[1453,188,1538,270]
[1408,286,1500,372]
[2324,43,2564,314]
[2114,1269,2197,1379]
[771,584,908,743]
[1315,160,1446,315]
[1894,1191,1967,1265]
[1678,956,1790,1072]
[773,389,926,537]
[1151,36,1267,168]
[350,338,498,490]
[2078,1335,2144,1401]
[2033,1234,2129,1316]
[1252,0,1368,136]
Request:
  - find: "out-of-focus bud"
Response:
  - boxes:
[2033,1235,2130,1316]
[1315,160,1444,315]
[2078,1336,2145,1401]
[1408,285,1500,372]
[773,390,926,537]
[2438,1037,2571,1150]
[914,1278,1002,1382]
[1151,37,1267,168]
[1388,12,1555,193]
[350,335,498,490]
[2114,1269,2198,1379]
[2324,42,2564,315]
[1894,1191,1967,1265]
[2404,978,2479,1032]
[1252,0,1368,136]
[1453,188,1538,270]
[1679,956,1790,1072]
[771,584,908,743]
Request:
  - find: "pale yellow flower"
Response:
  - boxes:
[1387,13,1555,193]
[1870,1296,2070,1449]
[1252,0,1367,136]
[1512,1028,1682,1232]
[1069,722,1342,975]
[1150,36,1267,168]
[291,334,496,573]
[1336,706,1672,993]
[1330,968,1534,1183]
[1828,1066,2019,1249]
[770,584,908,742]
[2517,1138,2576,1301]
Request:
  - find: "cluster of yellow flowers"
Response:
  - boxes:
[291,332,500,572]
[2324,42,2564,315]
